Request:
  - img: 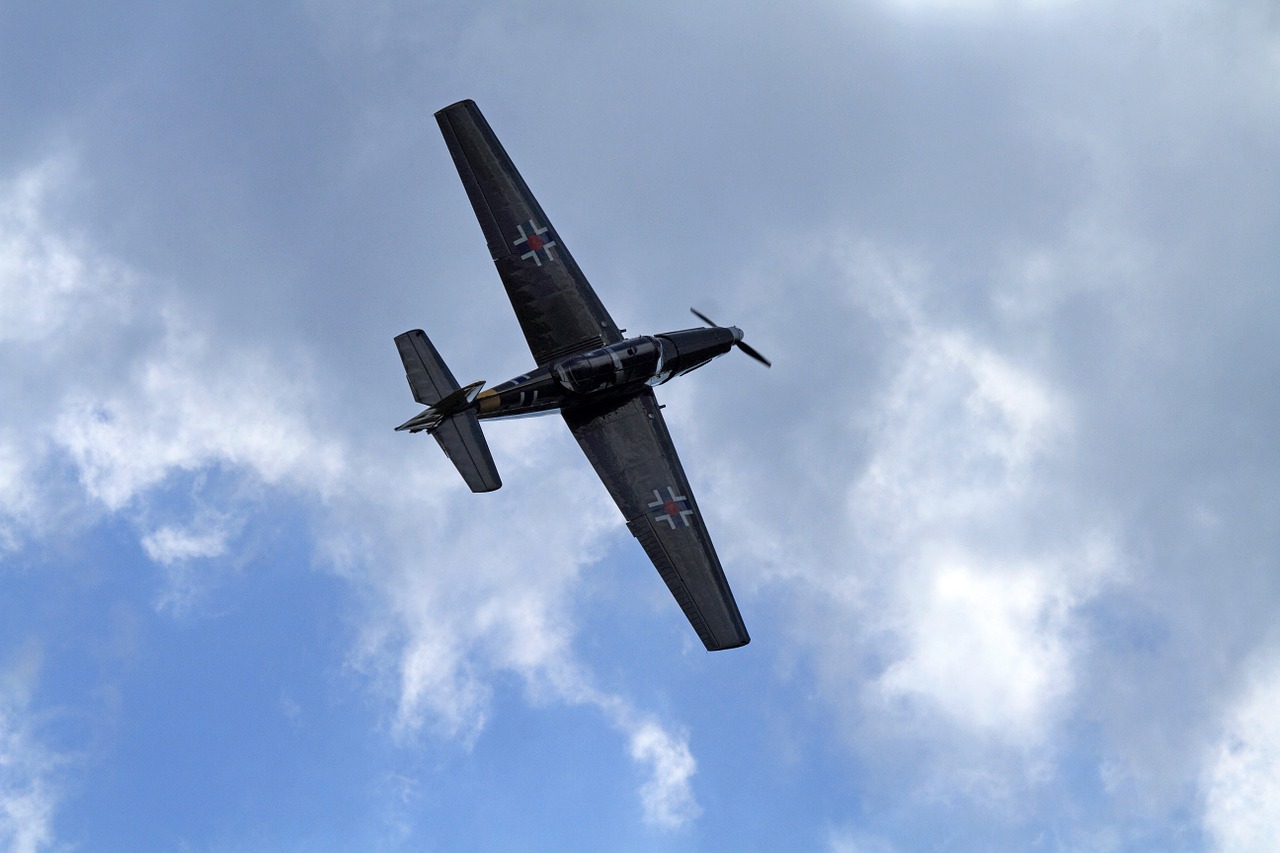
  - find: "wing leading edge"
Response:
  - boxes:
[435,100,623,366]
[564,392,750,651]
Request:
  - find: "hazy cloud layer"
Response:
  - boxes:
[2,0,1279,848]
[1,155,706,834]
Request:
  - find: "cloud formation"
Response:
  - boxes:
[2,152,706,836]
[1202,648,1280,852]
[4,0,1280,847]
[848,288,1111,747]
[0,646,55,853]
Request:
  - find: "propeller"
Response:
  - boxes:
[691,308,772,368]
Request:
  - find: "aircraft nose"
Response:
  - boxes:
[729,326,744,343]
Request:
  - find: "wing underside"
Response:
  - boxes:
[564,392,749,651]
[435,100,622,365]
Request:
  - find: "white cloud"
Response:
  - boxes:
[1202,648,1280,852]
[1,156,140,550]
[0,438,35,552]
[54,311,346,513]
[4,151,703,828]
[627,719,701,829]
[0,153,343,520]
[854,325,1067,540]
[0,151,716,829]
[0,156,132,345]
[0,646,57,853]
[691,235,1124,819]
[849,311,1112,744]
[873,552,1075,740]
[141,520,233,565]
[332,443,705,826]
[827,827,898,853]
[140,515,241,613]
[807,244,1110,755]
[6,0,1280,847]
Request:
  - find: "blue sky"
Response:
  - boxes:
[3,0,1280,850]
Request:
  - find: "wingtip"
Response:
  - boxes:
[435,98,478,118]
[704,631,751,652]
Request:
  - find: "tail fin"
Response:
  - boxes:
[394,330,502,493]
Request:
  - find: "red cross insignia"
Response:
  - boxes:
[512,219,558,266]
[648,486,694,529]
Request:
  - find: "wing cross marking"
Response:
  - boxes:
[512,219,558,266]
[648,486,695,529]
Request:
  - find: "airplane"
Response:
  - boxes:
[394,100,768,651]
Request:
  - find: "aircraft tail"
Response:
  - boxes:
[394,330,502,493]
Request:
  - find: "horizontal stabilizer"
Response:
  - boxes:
[395,380,485,433]
[434,409,502,492]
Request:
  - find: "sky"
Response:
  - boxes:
[2,0,1279,850]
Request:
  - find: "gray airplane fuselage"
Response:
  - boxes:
[474,325,741,421]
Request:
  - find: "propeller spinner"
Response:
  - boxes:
[690,308,772,368]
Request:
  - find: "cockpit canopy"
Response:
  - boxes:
[553,336,671,394]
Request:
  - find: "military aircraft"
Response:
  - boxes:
[394,100,768,651]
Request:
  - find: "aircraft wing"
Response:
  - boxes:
[564,391,750,651]
[435,100,623,366]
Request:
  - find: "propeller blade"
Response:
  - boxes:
[690,307,718,327]
[736,340,772,368]
[691,307,770,367]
